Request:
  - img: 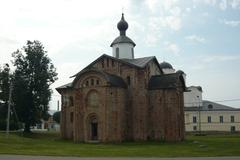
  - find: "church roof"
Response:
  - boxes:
[148,73,186,90]
[185,100,240,111]
[56,69,127,92]
[71,54,163,78]
[122,56,156,68]
[110,35,136,47]
[160,61,173,69]
[56,82,72,90]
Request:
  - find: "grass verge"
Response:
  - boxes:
[0,132,240,157]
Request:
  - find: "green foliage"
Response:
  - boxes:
[0,133,240,157]
[11,40,58,133]
[0,64,19,130]
[53,111,60,123]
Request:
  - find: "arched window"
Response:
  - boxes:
[69,96,74,106]
[87,91,99,107]
[116,47,119,58]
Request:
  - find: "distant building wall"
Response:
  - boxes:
[185,110,240,132]
[184,86,203,107]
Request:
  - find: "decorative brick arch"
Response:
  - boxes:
[86,113,99,141]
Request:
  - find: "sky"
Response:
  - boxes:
[0,0,240,109]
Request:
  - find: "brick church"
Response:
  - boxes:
[56,14,186,142]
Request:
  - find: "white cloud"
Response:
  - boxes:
[221,19,240,27]
[164,42,180,55]
[149,16,182,31]
[230,0,240,9]
[219,0,227,10]
[202,55,240,63]
[185,35,206,43]
[193,0,240,10]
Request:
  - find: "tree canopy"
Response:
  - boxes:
[12,40,58,132]
[0,64,11,129]
[53,111,60,124]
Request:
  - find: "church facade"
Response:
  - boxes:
[56,14,186,142]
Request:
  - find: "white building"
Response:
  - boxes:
[184,86,203,107]
[158,61,240,133]
[185,100,240,132]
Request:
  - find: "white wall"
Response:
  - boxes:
[112,43,134,59]
[162,68,175,74]
[184,86,203,107]
[185,110,240,132]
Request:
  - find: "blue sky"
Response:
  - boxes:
[0,0,240,109]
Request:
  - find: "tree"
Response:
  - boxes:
[12,40,58,132]
[53,111,60,123]
[0,64,11,130]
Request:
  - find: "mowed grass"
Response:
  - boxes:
[0,132,240,157]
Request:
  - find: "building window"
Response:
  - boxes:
[86,80,89,87]
[220,116,223,123]
[69,96,74,106]
[193,126,197,131]
[112,60,115,67]
[231,116,235,123]
[116,48,119,58]
[208,104,213,109]
[231,126,236,132]
[96,80,99,85]
[193,116,197,123]
[62,96,68,106]
[127,76,130,85]
[107,58,109,67]
[91,79,94,86]
[70,112,74,123]
[102,60,104,68]
[208,116,211,123]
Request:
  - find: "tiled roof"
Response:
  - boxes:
[71,54,162,78]
[148,73,185,90]
[122,56,155,68]
[56,82,72,90]
[56,69,127,92]
[110,35,136,47]
[185,100,240,111]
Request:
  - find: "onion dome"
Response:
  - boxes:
[176,70,185,74]
[110,13,136,47]
[117,13,128,36]
[160,61,173,69]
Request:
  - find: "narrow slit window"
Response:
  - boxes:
[102,60,104,68]
[107,58,109,67]
[116,48,119,58]
[127,76,131,85]
[91,79,94,86]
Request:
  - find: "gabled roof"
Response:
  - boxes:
[122,56,156,68]
[71,54,162,78]
[56,69,127,92]
[184,100,240,111]
[148,73,186,90]
[56,82,72,90]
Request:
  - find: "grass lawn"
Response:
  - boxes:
[0,132,240,157]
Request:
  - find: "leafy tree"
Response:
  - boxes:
[12,40,58,132]
[0,64,11,130]
[53,111,60,123]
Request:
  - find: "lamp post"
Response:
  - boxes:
[6,81,13,138]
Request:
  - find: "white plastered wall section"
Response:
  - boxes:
[112,43,134,59]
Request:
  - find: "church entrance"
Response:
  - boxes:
[87,115,99,141]
[91,121,98,140]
